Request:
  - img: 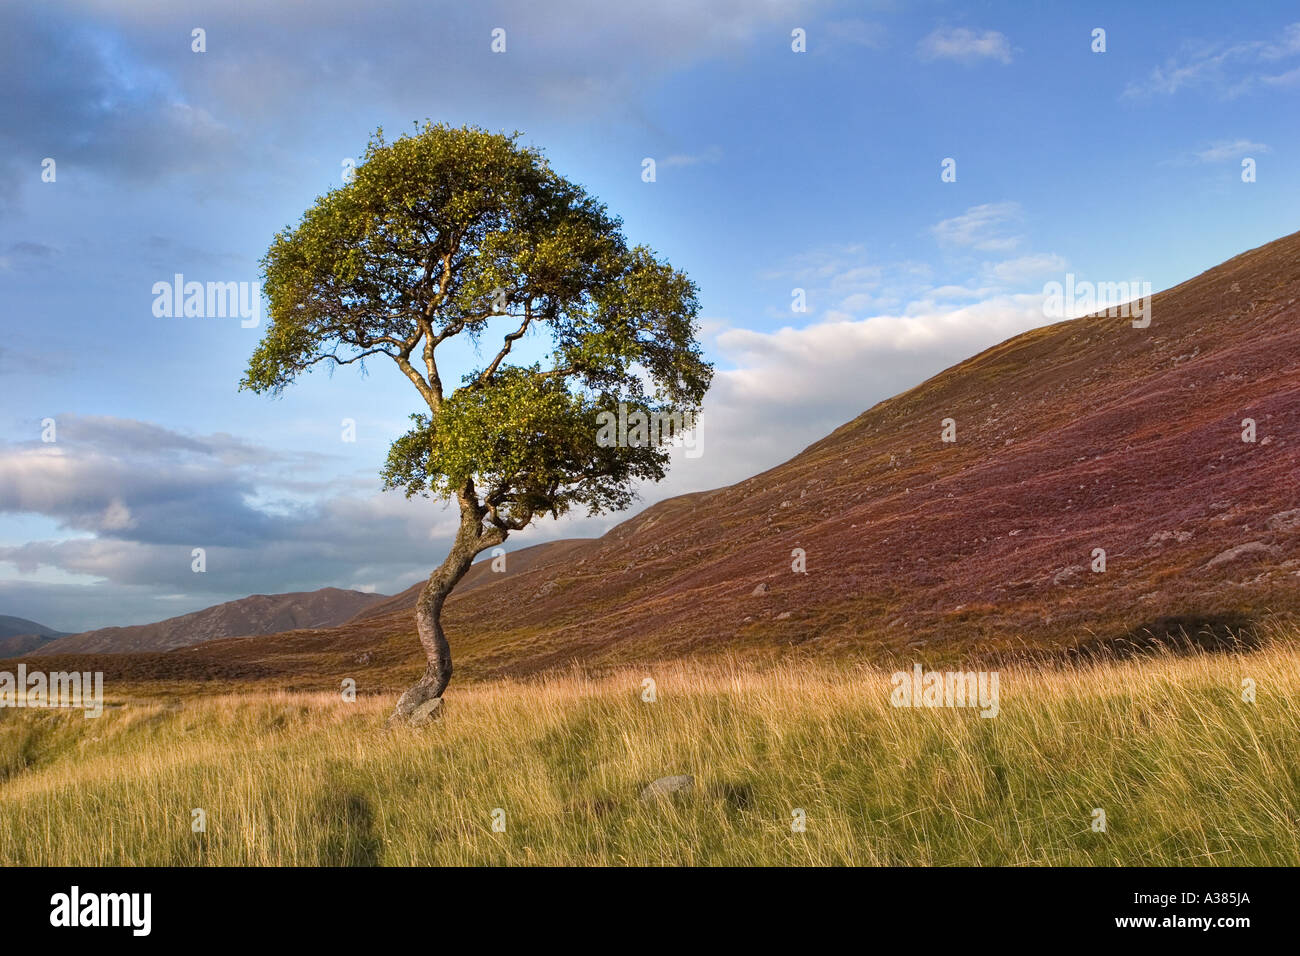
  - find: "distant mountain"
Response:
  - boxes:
[0,615,66,640]
[0,616,70,658]
[31,588,388,655]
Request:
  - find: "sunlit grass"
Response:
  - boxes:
[2,633,1297,865]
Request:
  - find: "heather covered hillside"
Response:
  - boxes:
[328,228,1300,678]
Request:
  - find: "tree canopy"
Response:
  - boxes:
[242,122,712,534]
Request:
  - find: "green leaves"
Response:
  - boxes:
[244,122,713,532]
[382,367,671,522]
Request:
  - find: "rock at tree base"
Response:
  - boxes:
[409,697,444,726]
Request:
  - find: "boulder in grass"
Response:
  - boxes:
[640,774,694,802]
[1205,542,1273,568]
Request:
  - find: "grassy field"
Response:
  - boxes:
[2,638,1298,866]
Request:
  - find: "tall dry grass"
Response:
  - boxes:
[2,634,1297,865]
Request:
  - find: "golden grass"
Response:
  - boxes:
[2,635,1298,865]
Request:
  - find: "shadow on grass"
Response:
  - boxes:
[315,768,383,866]
[1071,611,1265,663]
[965,610,1277,670]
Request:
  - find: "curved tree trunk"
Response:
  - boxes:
[389,498,503,725]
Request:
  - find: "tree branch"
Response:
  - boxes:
[305,346,395,369]
[474,302,533,387]
[418,237,463,405]
[392,353,438,410]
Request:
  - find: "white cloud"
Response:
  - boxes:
[1194,139,1270,163]
[758,244,936,320]
[983,253,1067,285]
[660,146,723,168]
[918,27,1012,65]
[931,202,1023,252]
[760,244,871,283]
[1262,65,1300,86]
[100,498,134,531]
[1124,22,1300,98]
[927,284,987,300]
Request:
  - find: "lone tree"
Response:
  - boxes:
[242,124,712,723]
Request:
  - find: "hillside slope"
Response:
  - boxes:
[420,227,1300,670]
[32,588,387,655]
[24,229,1300,690]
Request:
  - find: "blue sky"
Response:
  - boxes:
[2,0,1298,631]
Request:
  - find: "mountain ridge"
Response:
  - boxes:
[31,587,388,656]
